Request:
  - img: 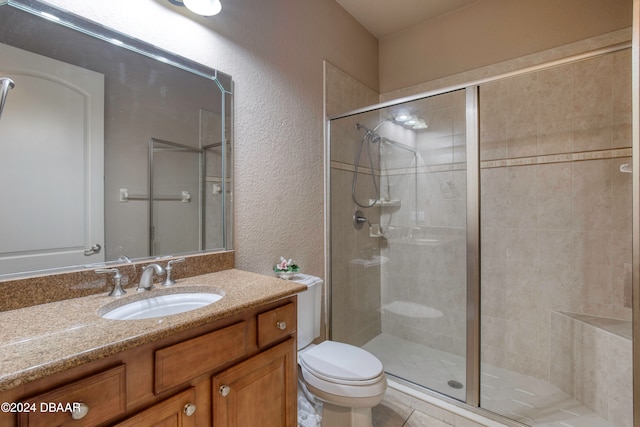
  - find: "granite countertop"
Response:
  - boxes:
[0,269,306,392]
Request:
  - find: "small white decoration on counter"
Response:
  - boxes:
[273,257,300,280]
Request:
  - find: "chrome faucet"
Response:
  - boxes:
[116,255,132,263]
[162,257,185,286]
[137,263,165,291]
[96,268,126,297]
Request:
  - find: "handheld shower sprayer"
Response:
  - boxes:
[0,77,16,121]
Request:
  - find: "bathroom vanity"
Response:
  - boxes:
[0,268,304,426]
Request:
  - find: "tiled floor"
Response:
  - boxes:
[373,397,444,427]
[371,384,496,427]
[365,334,615,427]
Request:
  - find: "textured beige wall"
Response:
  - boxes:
[379,0,632,93]
[46,0,379,278]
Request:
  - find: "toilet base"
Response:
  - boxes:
[321,402,373,427]
[302,377,385,427]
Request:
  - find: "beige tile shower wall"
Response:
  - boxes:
[326,63,382,346]
[325,62,379,118]
[480,49,633,380]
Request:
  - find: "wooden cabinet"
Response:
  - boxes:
[212,338,296,427]
[0,297,297,427]
[154,321,247,394]
[18,365,126,427]
[113,388,197,427]
[257,303,296,348]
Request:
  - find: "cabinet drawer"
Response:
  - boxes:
[155,321,247,394]
[257,303,296,348]
[19,365,126,427]
[113,387,196,427]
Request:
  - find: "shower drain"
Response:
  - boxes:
[447,380,464,389]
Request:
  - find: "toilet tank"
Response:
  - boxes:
[293,274,323,350]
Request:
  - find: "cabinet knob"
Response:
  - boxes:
[219,385,231,397]
[71,402,89,420]
[183,403,197,417]
[276,320,287,330]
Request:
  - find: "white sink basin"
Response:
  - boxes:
[100,288,224,320]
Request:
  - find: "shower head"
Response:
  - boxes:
[0,77,16,121]
[356,122,416,153]
[369,133,382,144]
[356,123,382,144]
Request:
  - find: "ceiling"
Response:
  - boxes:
[335,0,478,39]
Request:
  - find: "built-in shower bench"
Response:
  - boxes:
[549,311,631,426]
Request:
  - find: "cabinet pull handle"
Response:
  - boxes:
[276,320,287,330]
[219,385,231,397]
[71,402,89,420]
[183,403,197,417]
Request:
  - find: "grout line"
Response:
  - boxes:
[399,408,415,427]
[331,147,632,175]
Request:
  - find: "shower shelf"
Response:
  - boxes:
[369,199,401,207]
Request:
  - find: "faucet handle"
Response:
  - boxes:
[167,257,185,268]
[96,268,126,297]
[162,257,185,286]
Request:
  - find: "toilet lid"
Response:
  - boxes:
[299,341,383,382]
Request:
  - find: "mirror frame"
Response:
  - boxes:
[0,0,234,279]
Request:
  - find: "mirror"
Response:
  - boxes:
[0,0,233,277]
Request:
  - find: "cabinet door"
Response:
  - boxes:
[19,365,126,427]
[212,339,296,427]
[114,387,197,427]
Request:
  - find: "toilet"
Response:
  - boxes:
[294,274,387,427]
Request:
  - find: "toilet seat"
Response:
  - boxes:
[299,341,386,400]
[299,341,383,384]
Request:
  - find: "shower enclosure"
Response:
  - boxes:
[328,46,632,426]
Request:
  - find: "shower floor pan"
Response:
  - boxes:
[364,334,615,426]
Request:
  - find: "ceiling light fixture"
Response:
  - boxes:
[168,0,222,16]
[412,120,428,130]
[395,112,412,122]
[393,113,428,130]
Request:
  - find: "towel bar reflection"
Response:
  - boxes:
[119,188,191,203]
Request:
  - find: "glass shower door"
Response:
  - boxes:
[330,88,469,401]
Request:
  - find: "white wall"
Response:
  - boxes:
[46,0,379,278]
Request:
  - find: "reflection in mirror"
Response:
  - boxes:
[0,0,233,277]
[148,136,225,257]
